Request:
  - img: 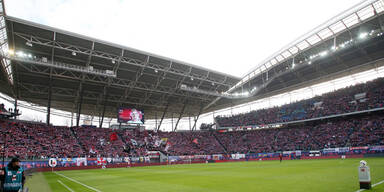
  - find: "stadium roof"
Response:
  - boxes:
[1,0,384,127]
[0,14,240,121]
[200,0,384,111]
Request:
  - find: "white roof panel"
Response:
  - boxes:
[343,13,359,28]
[307,34,321,45]
[318,28,333,39]
[357,5,375,21]
[373,0,384,13]
[297,40,310,50]
[329,21,346,34]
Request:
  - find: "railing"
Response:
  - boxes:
[1,52,117,77]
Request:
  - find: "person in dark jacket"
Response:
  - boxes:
[0,158,25,192]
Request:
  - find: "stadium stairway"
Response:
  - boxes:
[69,127,87,154]
[212,132,228,154]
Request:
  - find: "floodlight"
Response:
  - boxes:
[25,41,33,47]
[319,51,328,57]
[7,49,14,56]
[16,51,25,57]
[359,32,368,39]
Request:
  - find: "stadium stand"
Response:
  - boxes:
[216,77,384,127]
[214,114,384,154]
[0,121,83,159]
[0,114,383,158]
[0,77,383,159]
[72,127,125,158]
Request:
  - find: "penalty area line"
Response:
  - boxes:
[54,172,102,192]
[354,179,384,192]
[57,180,75,192]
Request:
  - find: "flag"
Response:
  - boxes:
[192,138,198,144]
[161,138,168,144]
[89,146,96,154]
[110,132,118,142]
[165,141,171,152]
[154,139,161,147]
[144,137,148,144]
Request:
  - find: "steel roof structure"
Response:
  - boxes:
[0,1,239,129]
[195,0,384,112]
[1,0,384,130]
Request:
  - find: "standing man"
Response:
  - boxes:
[279,153,283,163]
[0,158,25,192]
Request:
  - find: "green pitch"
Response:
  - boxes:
[26,158,384,192]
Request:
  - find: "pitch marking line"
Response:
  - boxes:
[57,180,75,192]
[54,172,102,192]
[355,179,384,192]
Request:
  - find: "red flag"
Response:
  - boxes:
[110,132,118,142]
[192,138,198,144]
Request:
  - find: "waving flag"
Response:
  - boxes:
[110,132,118,142]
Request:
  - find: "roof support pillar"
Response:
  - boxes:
[173,103,187,132]
[157,103,169,131]
[99,88,108,128]
[76,85,84,127]
[70,111,73,127]
[192,105,203,131]
[155,111,158,130]
[13,98,17,120]
[189,116,191,131]
[46,78,52,125]
[171,113,174,130]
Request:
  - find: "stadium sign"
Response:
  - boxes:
[48,158,57,168]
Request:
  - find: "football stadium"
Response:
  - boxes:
[0,0,384,191]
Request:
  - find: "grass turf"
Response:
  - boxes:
[33,157,384,192]
[25,172,52,192]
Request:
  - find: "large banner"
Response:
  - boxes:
[6,145,384,170]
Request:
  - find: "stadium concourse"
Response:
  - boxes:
[0,77,383,160]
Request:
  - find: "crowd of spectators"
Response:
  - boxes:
[0,113,383,158]
[72,127,125,158]
[0,121,83,159]
[0,77,383,159]
[216,78,384,127]
[214,114,384,154]
[118,129,164,157]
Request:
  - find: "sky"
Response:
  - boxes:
[4,0,363,78]
[1,0,368,127]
